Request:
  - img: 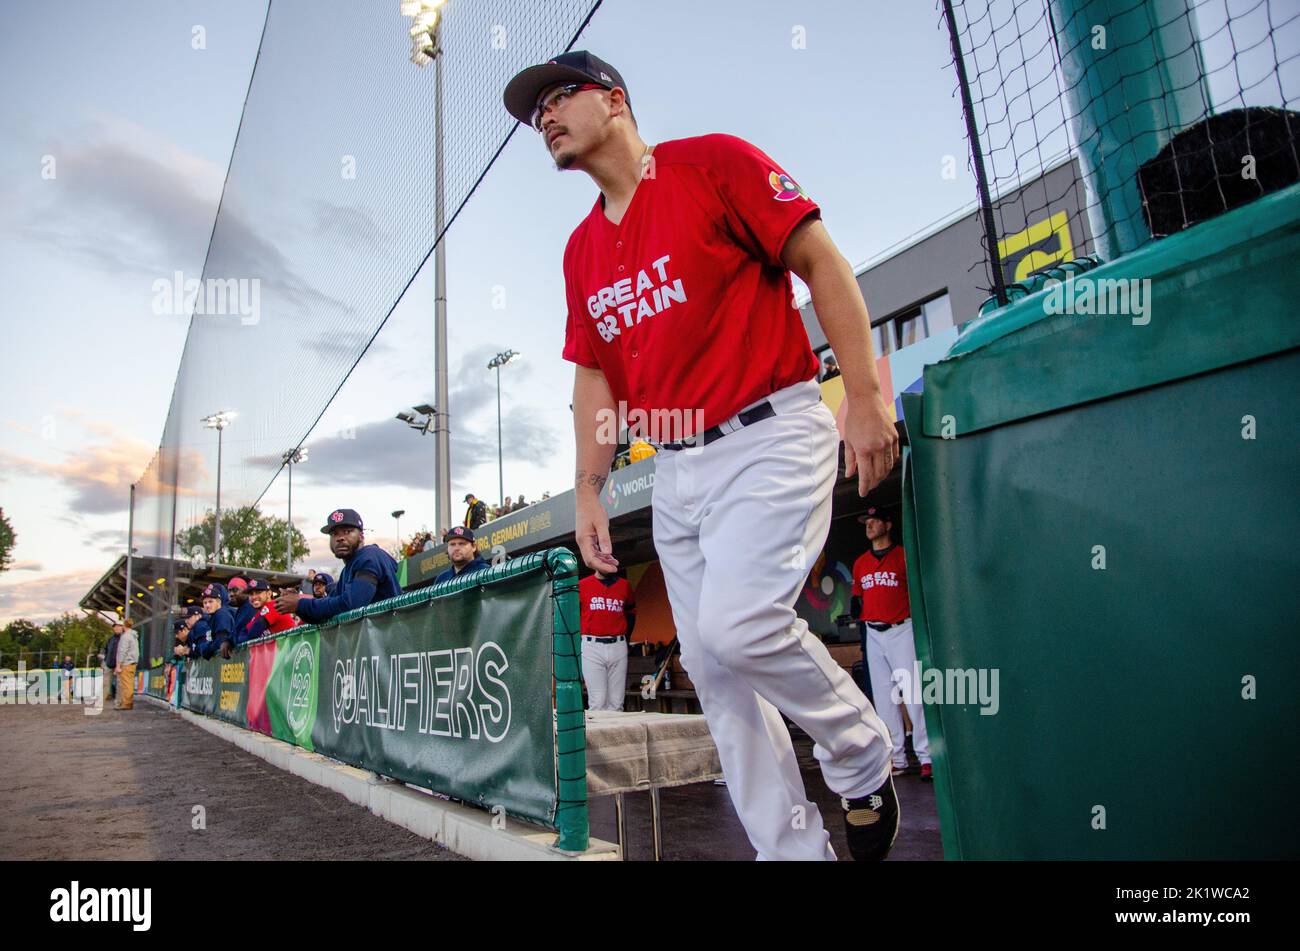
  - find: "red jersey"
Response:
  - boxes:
[562,134,821,436]
[852,546,910,624]
[254,602,299,635]
[579,574,635,637]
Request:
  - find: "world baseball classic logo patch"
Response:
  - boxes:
[769,170,808,201]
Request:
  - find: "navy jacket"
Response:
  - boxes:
[296,544,401,625]
[434,556,490,585]
[104,634,121,668]
[200,587,236,659]
[231,600,257,646]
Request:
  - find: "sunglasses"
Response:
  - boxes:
[531,83,606,132]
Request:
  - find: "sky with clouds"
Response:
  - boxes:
[0,0,982,625]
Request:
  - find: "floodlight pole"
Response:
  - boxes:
[433,21,452,535]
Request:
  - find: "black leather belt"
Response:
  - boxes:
[866,620,907,632]
[655,400,776,451]
[583,635,625,643]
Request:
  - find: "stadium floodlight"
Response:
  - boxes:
[392,509,406,548]
[396,411,416,424]
[413,404,436,415]
[400,0,452,534]
[200,410,236,562]
[281,447,309,571]
[486,350,520,510]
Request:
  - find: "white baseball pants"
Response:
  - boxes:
[866,619,931,767]
[581,637,628,712]
[651,378,894,861]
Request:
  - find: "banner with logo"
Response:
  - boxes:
[313,571,555,827]
[170,552,586,847]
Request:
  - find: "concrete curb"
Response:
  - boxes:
[139,694,618,862]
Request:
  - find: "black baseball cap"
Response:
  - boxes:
[856,506,894,524]
[183,606,203,618]
[443,525,475,543]
[503,51,629,126]
[321,508,364,534]
[313,573,334,587]
[245,579,269,592]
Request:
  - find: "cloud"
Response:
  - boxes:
[7,561,43,572]
[250,345,558,495]
[0,441,154,515]
[0,569,106,627]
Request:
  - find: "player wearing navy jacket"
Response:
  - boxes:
[198,583,235,660]
[433,525,490,584]
[506,51,901,861]
[275,509,400,624]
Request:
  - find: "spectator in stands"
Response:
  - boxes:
[511,494,528,513]
[276,508,401,625]
[433,526,489,583]
[579,568,637,712]
[103,625,122,700]
[541,491,551,501]
[821,353,841,381]
[242,579,299,640]
[421,532,437,552]
[197,582,236,660]
[114,620,139,711]
[60,655,75,703]
[227,578,256,643]
[463,493,488,530]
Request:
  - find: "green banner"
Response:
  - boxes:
[267,630,319,751]
[313,569,556,828]
[171,551,586,849]
[182,653,249,725]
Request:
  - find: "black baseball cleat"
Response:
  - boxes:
[841,774,900,861]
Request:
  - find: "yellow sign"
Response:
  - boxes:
[997,211,1074,284]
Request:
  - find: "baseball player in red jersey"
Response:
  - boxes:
[505,51,900,861]
[852,507,931,781]
[578,569,637,711]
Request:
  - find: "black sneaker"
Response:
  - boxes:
[841,774,900,861]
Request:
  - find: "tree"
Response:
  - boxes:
[45,613,113,665]
[176,506,310,572]
[0,507,14,574]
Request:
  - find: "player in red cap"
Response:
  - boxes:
[506,52,901,860]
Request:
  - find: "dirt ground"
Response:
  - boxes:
[0,700,464,861]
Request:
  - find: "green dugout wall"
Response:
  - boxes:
[902,182,1300,859]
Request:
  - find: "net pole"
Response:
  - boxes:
[125,483,136,622]
[941,0,1009,307]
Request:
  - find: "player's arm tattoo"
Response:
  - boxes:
[575,469,608,492]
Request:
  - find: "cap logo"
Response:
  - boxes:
[769,170,808,202]
[600,71,611,81]
[330,511,344,523]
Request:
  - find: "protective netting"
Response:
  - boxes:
[130,0,603,665]
[939,0,1300,306]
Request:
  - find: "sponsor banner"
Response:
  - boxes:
[266,630,318,751]
[182,654,249,724]
[313,574,556,827]
[245,639,278,737]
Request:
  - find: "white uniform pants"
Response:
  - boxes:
[866,619,931,767]
[582,636,628,712]
[651,379,893,861]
